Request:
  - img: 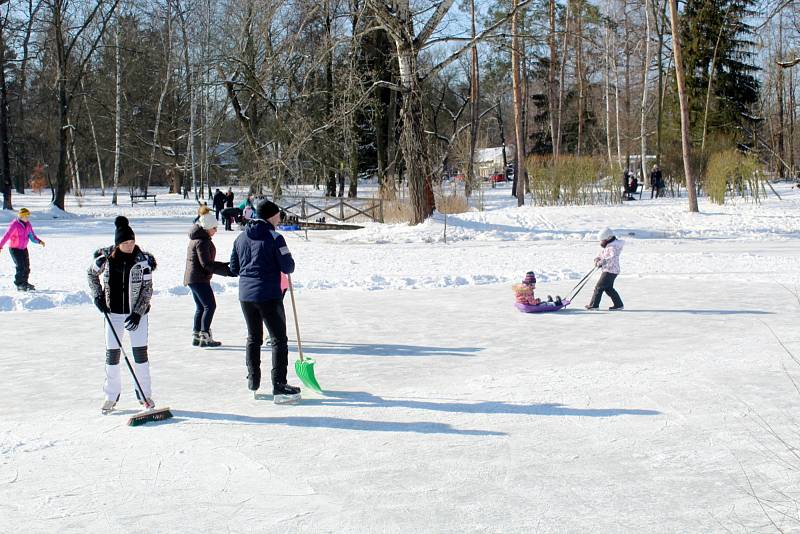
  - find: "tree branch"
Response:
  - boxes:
[414,0,456,49]
[421,0,532,83]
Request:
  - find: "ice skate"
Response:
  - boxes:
[101,395,119,415]
[273,383,301,404]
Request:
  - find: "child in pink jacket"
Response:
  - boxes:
[0,208,45,291]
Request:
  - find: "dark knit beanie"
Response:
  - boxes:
[256,199,280,220]
[114,216,136,245]
[523,271,537,286]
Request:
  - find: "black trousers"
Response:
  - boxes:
[9,248,30,286]
[189,283,216,332]
[588,272,623,308]
[214,206,222,221]
[240,299,289,387]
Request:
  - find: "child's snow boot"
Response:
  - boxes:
[192,331,201,346]
[199,331,221,347]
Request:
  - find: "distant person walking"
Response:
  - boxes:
[0,207,45,291]
[650,165,664,199]
[225,188,234,208]
[184,210,232,347]
[212,188,226,220]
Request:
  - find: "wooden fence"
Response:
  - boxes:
[263,196,384,224]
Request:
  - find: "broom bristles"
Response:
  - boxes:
[127,407,174,427]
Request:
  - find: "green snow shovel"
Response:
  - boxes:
[288,274,323,393]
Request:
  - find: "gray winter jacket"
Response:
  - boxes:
[87,245,156,316]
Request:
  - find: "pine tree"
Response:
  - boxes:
[680,0,760,140]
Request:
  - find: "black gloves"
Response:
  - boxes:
[124,312,141,331]
[94,296,108,313]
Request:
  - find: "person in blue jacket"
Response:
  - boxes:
[229,199,299,396]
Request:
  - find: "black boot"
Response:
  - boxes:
[273,383,300,395]
[247,369,261,391]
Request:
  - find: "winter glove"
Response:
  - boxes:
[124,312,141,331]
[94,296,109,313]
[39,239,45,247]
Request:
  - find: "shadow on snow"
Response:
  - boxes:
[210,341,483,358]
[170,410,505,436]
[302,390,661,418]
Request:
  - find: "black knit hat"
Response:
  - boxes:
[256,199,280,220]
[114,216,136,245]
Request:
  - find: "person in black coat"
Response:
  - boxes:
[229,199,298,396]
[212,189,226,220]
[650,165,664,198]
[225,188,234,208]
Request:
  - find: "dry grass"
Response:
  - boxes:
[381,199,413,223]
[435,192,469,214]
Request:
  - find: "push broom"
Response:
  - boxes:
[103,312,174,426]
[287,274,322,393]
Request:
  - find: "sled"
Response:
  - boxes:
[515,299,571,313]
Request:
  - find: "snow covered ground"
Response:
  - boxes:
[1,184,799,532]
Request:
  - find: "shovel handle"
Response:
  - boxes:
[287,274,304,362]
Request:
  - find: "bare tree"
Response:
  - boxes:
[47,0,120,209]
[511,0,525,205]
[667,0,699,212]
[0,3,12,209]
[367,0,530,223]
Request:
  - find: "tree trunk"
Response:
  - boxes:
[81,80,105,195]
[54,1,69,210]
[397,50,435,222]
[576,2,584,157]
[790,65,795,177]
[465,0,479,198]
[511,0,525,206]
[604,20,614,168]
[776,16,785,178]
[640,0,651,181]
[555,1,570,158]
[112,21,122,206]
[548,0,557,159]
[145,0,172,195]
[0,25,12,209]
[668,0,699,212]
[653,0,665,167]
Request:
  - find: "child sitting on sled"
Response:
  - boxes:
[513,271,564,307]
[513,271,541,306]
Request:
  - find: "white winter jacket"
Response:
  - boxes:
[595,238,624,274]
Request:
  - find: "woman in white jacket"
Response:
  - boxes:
[585,227,624,310]
[87,216,158,413]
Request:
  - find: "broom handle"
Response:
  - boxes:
[287,274,304,362]
[103,311,148,402]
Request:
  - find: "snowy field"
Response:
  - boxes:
[1,183,800,532]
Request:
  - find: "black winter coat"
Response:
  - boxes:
[229,220,294,301]
[184,225,231,285]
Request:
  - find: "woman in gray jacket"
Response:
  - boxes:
[184,208,232,347]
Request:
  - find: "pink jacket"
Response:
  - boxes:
[0,219,41,250]
[596,238,624,274]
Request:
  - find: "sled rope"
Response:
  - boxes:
[567,266,599,302]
